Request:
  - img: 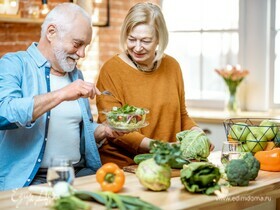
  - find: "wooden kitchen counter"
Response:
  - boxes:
[1,152,280,210]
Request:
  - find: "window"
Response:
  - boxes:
[162,0,239,109]
[273,0,280,104]
[162,0,280,111]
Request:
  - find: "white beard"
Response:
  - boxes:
[53,43,79,73]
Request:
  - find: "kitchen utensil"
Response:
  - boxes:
[101,90,114,96]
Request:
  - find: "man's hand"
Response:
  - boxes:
[104,125,127,138]
[32,80,101,121]
[59,79,101,101]
[94,124,128,143]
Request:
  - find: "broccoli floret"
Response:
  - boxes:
[240,152,260,180]
[225,159,251,186]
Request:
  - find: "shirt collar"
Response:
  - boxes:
[27,42,51,69]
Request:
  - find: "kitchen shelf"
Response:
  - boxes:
[0,14,43,24]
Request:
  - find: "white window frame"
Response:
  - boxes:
[269,0,280,109]
[161,0,280,111]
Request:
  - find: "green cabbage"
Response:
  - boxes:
[176,130,210,161]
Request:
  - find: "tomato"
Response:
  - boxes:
[96,163,125,193]
[135,115,142,122]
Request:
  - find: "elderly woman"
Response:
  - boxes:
[96,2,214,168]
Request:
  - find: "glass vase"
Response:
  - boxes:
[225,86,239,115]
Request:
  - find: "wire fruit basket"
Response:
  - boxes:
[223,118,280,153]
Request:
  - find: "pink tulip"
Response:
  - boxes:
[215,65,249,94]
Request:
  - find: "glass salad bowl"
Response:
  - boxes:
[102,105,149,132]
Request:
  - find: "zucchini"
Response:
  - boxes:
[134,153,154,164]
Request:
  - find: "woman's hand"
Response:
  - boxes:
[209,142,215,151]
[139,137,153,153]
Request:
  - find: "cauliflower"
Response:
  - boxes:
[225,159,251,186]
[240,152,260,180]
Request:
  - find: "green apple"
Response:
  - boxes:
[229,122,250,142]
[246,128,268,153]
[259,120,279,140]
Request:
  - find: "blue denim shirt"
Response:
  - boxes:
[0,43,102,191]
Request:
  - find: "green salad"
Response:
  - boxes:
[105,104,148,131]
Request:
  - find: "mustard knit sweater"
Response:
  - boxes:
[96,54,197,167]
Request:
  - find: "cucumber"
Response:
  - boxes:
[134,153,189,168]
[134,153,154,164]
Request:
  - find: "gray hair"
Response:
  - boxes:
[41,3,91,38]
[120,2,169,62]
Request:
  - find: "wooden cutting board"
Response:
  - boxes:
[123,165,181,177]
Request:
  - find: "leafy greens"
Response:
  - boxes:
[180,162,221,195]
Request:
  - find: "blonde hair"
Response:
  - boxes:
[120,2,169,62]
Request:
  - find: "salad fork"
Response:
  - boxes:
[101,90,114,96]
[101,90,121,102]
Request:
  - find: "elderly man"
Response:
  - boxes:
[0,3,120,191]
